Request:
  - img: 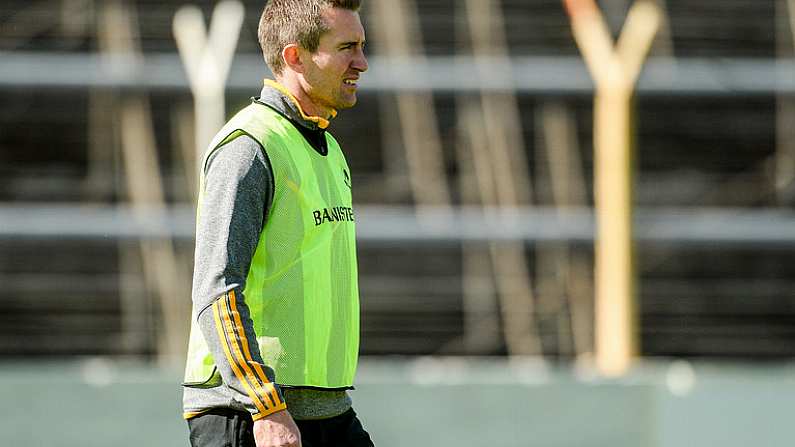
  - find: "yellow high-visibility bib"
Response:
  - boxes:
[184,101,360,389]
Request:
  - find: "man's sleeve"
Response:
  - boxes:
[191,135,286,420]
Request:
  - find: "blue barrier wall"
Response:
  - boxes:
[1,358,794,447]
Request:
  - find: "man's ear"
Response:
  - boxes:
[282,44,304,73]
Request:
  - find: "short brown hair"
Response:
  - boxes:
[258,0,362,76]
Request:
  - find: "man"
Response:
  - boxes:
[182,1,372,446]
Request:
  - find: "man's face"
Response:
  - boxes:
[301,8,368,113]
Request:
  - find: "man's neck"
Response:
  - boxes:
[276,76,333,120]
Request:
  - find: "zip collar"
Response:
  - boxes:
[260,79,337,130]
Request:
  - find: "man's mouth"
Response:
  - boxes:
[343,78,358,87]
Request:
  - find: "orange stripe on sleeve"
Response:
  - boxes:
[219,295,279,410]
[228,290,284,407]
[212,301,267,414]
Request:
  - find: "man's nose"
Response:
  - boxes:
[353,49,368,72]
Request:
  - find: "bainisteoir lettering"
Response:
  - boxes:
[312,207,355,226]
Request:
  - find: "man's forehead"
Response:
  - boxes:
[321,8,365,42]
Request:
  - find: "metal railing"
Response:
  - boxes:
[3,204,795,246]
[2,52,795,95]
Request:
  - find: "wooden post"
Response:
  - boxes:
[98,0,192,365]
[777,0,795,202]
[173,0,244,199]
[458,0,541,356]
[564,0,659,376]
[536,101,593,358]
[368,0,451,212]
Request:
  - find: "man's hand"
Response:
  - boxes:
[254,410,302,447]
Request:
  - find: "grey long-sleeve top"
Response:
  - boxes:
[183,83,353,421]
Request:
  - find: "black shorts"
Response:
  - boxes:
[188,407,375,447]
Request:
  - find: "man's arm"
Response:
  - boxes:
[192,136,286,420]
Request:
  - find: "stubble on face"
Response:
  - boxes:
[302,8,367,116]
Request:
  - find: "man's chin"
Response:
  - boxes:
[336,95,358,110]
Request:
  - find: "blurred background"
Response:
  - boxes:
[2,0,795,445]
